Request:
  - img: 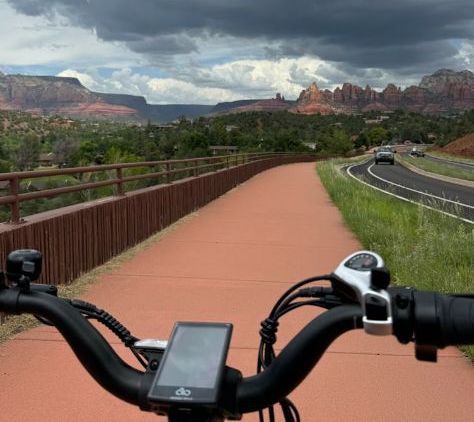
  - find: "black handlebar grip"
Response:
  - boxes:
[438,294,474,347]
[413,292,474,348]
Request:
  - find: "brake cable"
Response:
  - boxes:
[257,274,346,422]
[66,299,147,368]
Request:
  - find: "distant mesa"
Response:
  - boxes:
[210,93,294,115]
[0,73,213,123]
[0,69,472,122]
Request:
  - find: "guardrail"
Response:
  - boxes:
[0,152,289,224]
[0,153,316,289]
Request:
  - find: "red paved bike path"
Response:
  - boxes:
[0,163,472,421]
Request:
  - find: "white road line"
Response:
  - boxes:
[346,163,473,225]
[425,154,474,168]
[367,163,474,210]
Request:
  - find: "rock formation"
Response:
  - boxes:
[0,73,214,122]
[0,69,472,121]
[290,69,474,114]
[0,74,138,120]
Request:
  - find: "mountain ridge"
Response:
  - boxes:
[291,69,474,114]
[0,69,472,122]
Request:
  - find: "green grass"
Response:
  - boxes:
[317,159,474,359]
[21,174,80,191]
[428,151,474,165]
[399,155,474,182]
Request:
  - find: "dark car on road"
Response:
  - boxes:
[375,146,395,165]
[410,147,425,157]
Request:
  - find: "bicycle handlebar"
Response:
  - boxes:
[0,288,144,406]
[391,288,474,349]
[236,305,362,412]
[0,285,473,415]
[438,294,474,346]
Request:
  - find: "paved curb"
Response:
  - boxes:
[396,156,474,188]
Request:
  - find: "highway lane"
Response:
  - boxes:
[347,158,474,223]
[423,153,474,171]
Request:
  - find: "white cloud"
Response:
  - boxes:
[57,67,243,104]
[56,56,419,105]
[57,69,102,90]
[455,41,474,66]
[0,1,141,68]
[191,57,332,97]
[147,78,242,104]
[3,0,470,105]
[54,58,337,105]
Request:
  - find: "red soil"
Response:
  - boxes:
[441,133,474,157]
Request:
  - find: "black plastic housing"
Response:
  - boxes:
[6,250,43,282]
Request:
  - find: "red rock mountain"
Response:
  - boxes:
[212,93,293,115]
[0,72,213,122]
[0,69,472,121]
[291,69,474,114]
[0,73,139,119]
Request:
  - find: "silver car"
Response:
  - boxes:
[375,147,395,165]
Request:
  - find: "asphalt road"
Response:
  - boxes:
[423,153,474,171]
[347,158,474,223]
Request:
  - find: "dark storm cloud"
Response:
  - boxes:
[127,35,198,56]
[8,0,474,69]
[269,38,461,70]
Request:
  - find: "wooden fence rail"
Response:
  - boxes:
[0,152,288,224]
[0,154,316,290]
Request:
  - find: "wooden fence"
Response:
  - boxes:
[0,153,315,287]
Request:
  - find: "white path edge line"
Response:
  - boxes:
[346,163,473,225]
[425,153,474,168]
[367,163,474,210]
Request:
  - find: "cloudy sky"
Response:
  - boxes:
[0,0,472,104]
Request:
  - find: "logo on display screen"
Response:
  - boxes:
[175,387,191,397]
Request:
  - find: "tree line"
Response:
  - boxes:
[1,109,473,222]
[1,109,473,173]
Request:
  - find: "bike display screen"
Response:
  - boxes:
[148,322,232,407]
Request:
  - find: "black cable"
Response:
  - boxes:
[280,398,295,422]
[269,275,334,317]
[273,291,303,319]
[130,347,148,369]
[268,405,275,422]
[287,399,300,422]
[34,315,54,326]
[258,276,338,421]
[276,298,339,319]
[68,299,139,347]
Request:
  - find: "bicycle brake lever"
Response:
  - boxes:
[332,251,393,336]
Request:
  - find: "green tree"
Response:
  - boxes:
[177,131,209,157]
[326,129,353,155]
[13,134,41,171]
[0,140,11,172]
[53,137,80,167]
[354,132,369,149]
[366,127,389,146]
